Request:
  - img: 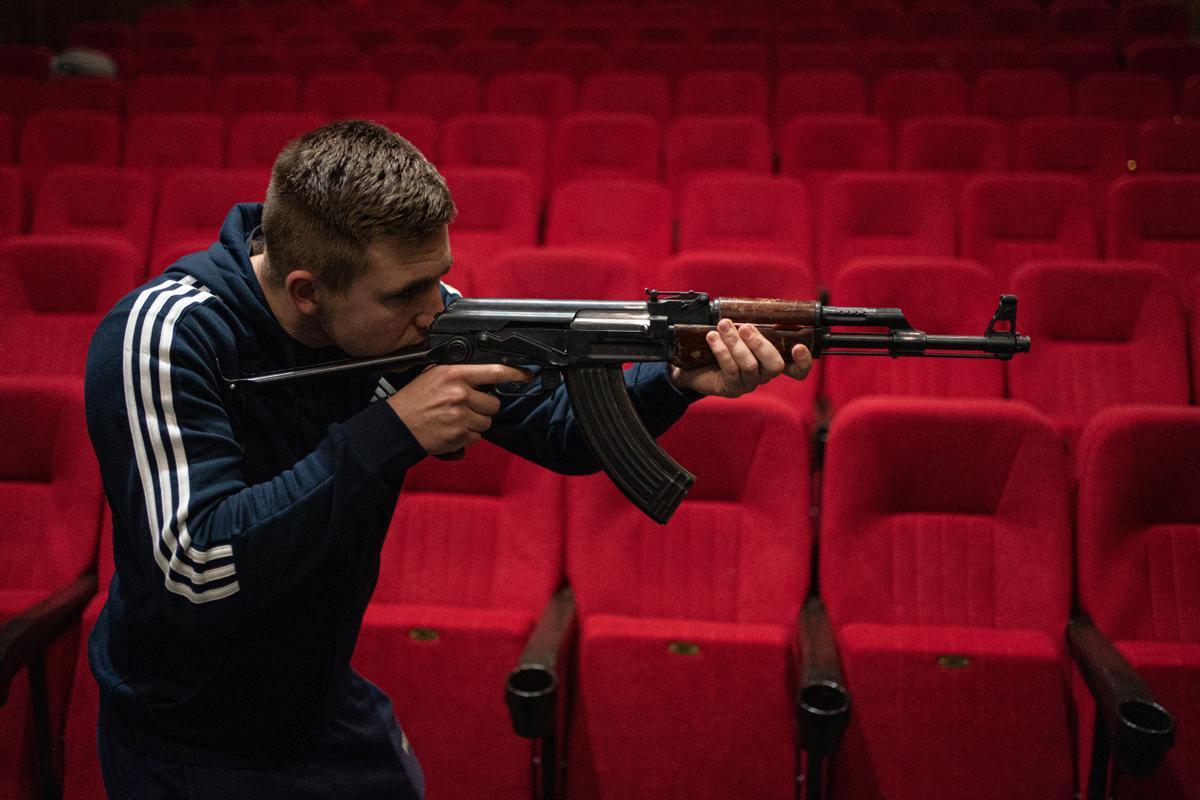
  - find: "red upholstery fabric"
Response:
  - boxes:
[660,251,817,305]
[816,172,955,281]
[439,167,538,278]
[1126,40,1200,85]
[227,112,326,169]
[693,43,771,73]
[1192,276,1200,401]
[478,246,642,299]
[301,70,391,122]
[1013,116,1129,212]
[0,166,21,239]
[567,395,810,800]
[1046,0,1116,42]
[1076,406,1200,799]
[609,42,695,83]
[17,111,121,192]
[896,114,1008,199]
[392,72,483,121]
[1136,119,1200,173]
[665,115,772,201]
[150,168,270,272]
[367,44,447,79]
[544,178,671,278]
[212,72,300,121]
[677,174,811,264]
[0,44,52,78]
[972,68,1072,120]
[0,78,42,130]
[440,114,548,200]
[40,77,122,114]
[550,112,661,187]
[123,113,225,179]
[1008,260,1190,451]
[1076,72,1176,125]
[825,258,1005,407]
[528,41,605,81]
[32,167,155,262]
[778,114,890,202]
[448,41,527,79]
[960,174,1098,284]
[1035,41,1119,80]
[774,70,868,134]
[1106,176,1200,296]
[579,71,671,123]
[484,71,576,121]
[821,396,1073,799]
[1117,1,1191,47]
[0,235,141,376]
[0,377,103,800]
[352,440,564,800]
[125,75,212,116]
[676,70,769,117]
[871,69,969,126]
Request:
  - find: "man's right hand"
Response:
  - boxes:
[387,364,532,456]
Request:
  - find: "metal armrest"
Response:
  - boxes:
[0,571,97,706]
[506,584,576,740]
[1068,614,1175,782]
[796,596,850,759]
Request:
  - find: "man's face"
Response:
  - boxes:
[316,226,453,358]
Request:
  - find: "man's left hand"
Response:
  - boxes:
[669,319,813,398]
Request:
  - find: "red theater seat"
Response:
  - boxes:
[961,174,1098,284]
[816,172,955,282]
[664,115,772,200]
[352,441,566,800]
[660,251,817,304]
[550,112,660,187]
[1076,72,1176,126]
[973,69,1072,120]
[1013,116,1129,214]
[213,73,301,121]
[485,71,576,121]
[896,115,1008,199]
[0,166,21,239]
[545,179,672,281]
[1035,41,1119,80]
[447,40,527,79]
[1007,259,1190,452]
[566,395,811,800]
[17,111,120,193]
[0,377,103,800]
[0,235,141,376]
[227,112,326,170]
[366,43,447,79]
[301,70,391,122]
[439,167,538,286]
[125,75,212,116]
[1046,0,1116,44]
[478,247,643,299]
[392,72,483,121]
[0,44,52,78]
[1075,405,1200,799]
[824,258,1006,408]
[872,69,969,126]
[150,168,269,274]
[774,71,868,135]
[31,166,155,261]
[675,70,769,117]
[1106,175,1200,295]
[1125,39,1200,85]
[440,114,548,201]
[39,77,122,114]
[778,114,891,201]
[677,174,811,266]
[821,396,1074,800]
[1135,119,1200,173]
[123,113,224,179]
[579,71,671,123]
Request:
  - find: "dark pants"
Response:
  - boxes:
[98,675,424,800]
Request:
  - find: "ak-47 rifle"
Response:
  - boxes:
[225,290,1031,523]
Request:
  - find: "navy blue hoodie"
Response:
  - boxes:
[85,204,696,766]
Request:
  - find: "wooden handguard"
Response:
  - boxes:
[671,325,818,372]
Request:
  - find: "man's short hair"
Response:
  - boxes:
[261,119,456,292]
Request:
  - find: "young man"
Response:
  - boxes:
[84,120,811,799]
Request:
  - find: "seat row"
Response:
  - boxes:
[6,67,1199,129]
[5,384,1196,799]
[3,167,1199,292]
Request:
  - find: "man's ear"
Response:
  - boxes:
[284,270,320,316]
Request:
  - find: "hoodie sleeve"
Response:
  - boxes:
[85,279,426,624]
